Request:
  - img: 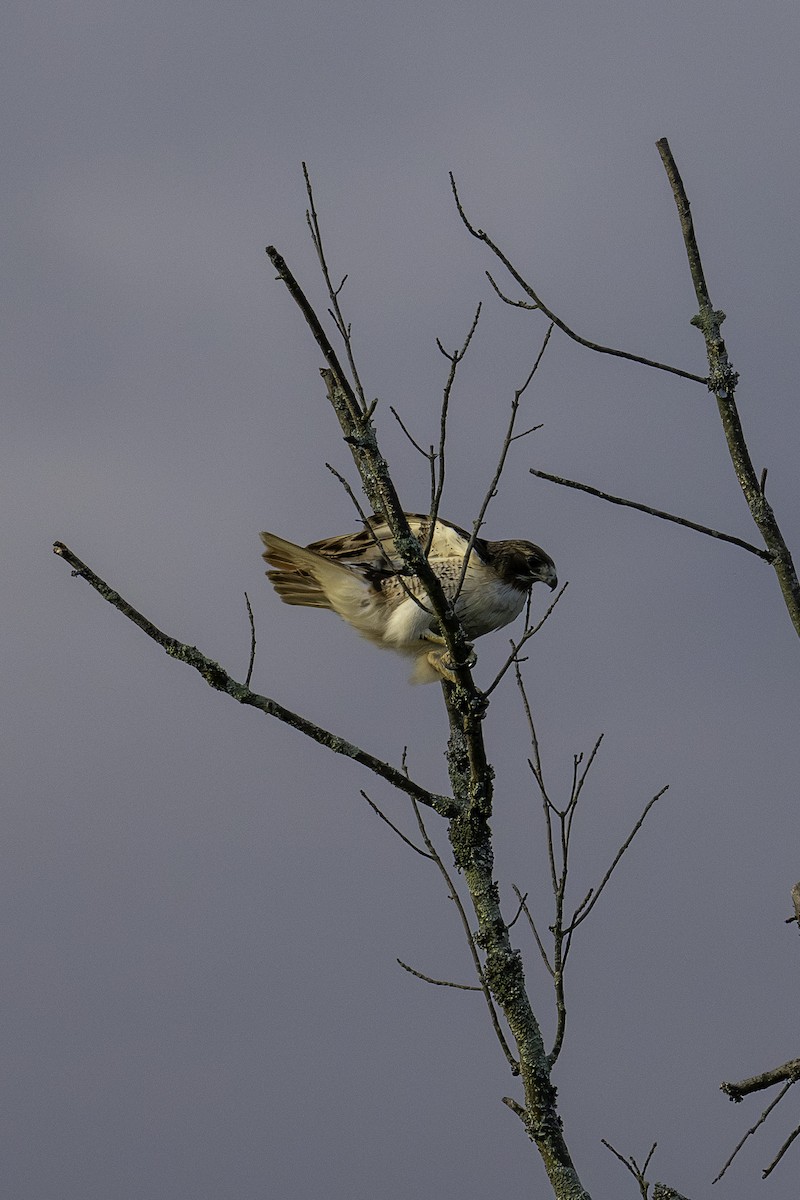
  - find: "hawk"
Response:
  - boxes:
[260,513,557,682]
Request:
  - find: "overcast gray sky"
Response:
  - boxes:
[5,2,800,1197]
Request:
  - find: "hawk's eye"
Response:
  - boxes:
[526,554,541,572]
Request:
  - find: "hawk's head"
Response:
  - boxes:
[486,539,558,593]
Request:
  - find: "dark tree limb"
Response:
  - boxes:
[721,1058,800,1102]
[52,542,457,819]
[656,137,800,637]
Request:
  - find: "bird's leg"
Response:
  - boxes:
[424,632,477,682]
[427,648,459,684]
[421,629,446,645]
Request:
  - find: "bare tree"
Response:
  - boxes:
[53,139,797,1197]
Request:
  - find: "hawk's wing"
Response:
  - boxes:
[308,513,482,570]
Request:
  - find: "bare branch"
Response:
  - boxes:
[511,884,553,977]
[601,1138,655,1199]
[721,1058,800,1102]
[486,270,539,310]
[389,404,435,460]
[325,461,375,530]
[509,422,544,444]
[456,323,554,597]
[502,1095,527,1121]
[450,172,707,386]
[360,791,434,858]
[507,890,528,930]
[396,959,482,990]
[303,162,368,412]
[243,591,256,688]
[656,136,800,636]
[52,542,458,819]
[567,786,669,933]
[266,246,362,425]
[428,303,482,551]
[763,1121,800,1178]
[713,1079,796,1183]
[484,581,568,697]
[530,468,773,561]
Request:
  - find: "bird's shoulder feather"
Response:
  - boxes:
[308,513,485,570]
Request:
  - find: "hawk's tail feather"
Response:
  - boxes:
[260,531,365,613]
[266,570,332,609]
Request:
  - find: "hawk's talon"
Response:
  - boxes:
[422,630,447,645]
[426,644,477,683]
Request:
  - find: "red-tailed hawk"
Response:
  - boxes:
[260,513,557,682]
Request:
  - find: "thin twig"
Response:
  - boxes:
[763,1121,800,1178]
[266,247,362,425]
[507,890,528,930]
[713,1079,795,1183]
[601,1138,656,1200]
[427,304,482,552]
[325,462,375,531]
[450,172,707,386]
[361,791,433,858]
[530,468,773,561]
[509,422,544,443]
[244,592,256,688]
[567,786,669,933]
[304,162,368,412]
[389,405,434,460]
[396,959,482,990]
[511,884,552,976]
[484,582,568,697]
[456,323,554,597]
[486,271,539,310]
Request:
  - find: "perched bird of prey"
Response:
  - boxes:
[260,513,557,682]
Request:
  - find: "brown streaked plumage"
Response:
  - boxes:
[260,513,557,682]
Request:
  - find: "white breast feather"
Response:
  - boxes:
[383,593,437,646]
[454,561,528,638]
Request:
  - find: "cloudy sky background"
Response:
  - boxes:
[5,2,800,1197]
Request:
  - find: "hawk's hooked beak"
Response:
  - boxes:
[538,562,558,591]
